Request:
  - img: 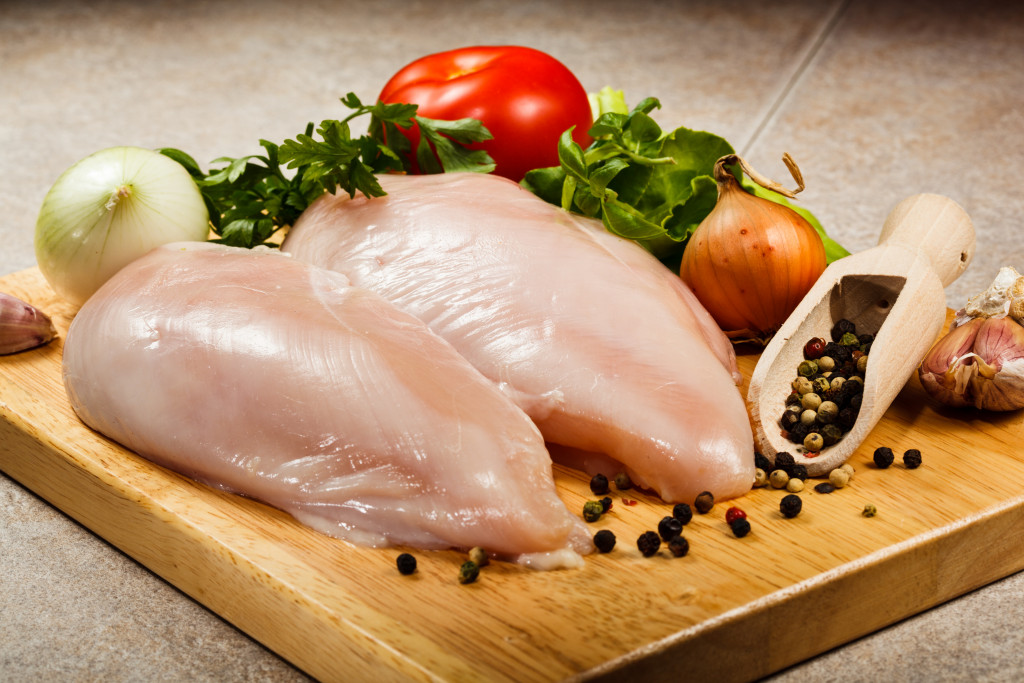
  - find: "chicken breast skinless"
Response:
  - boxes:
[282,173,755,502]
[62,242,591,568]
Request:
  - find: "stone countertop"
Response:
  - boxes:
[2,0,1023,680]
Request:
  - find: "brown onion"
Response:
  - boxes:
[679,154,826,343]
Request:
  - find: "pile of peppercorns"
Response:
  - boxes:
[780,318,873,454]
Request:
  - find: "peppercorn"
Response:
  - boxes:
[780,494,803,518]
[725,507,747,525]
[873,446,894,469]
[904,449,923,469]
[769,469,790,489]
[831,318,856,342]
[614,472,633,490]
[803,432,824,452]
[668,536,690,558]
[781,407,801,429]
[804,337,827,360]
[729,518,751,538]
[816,401,839,424]
[672,502,693,525]
[792,376,814,395]
[593,529,616,553]
[753,468,768,488]
[396,553,417,575]
[840,463,855,477]
[775,451,796,473]
[839,332,860,347]
[785,391,802,407]
[582,500,604,523]
[829,468,851,488]
[469,546,489,567]
[589,473,610,495]
[801,393,822,411]
[817,356,836,372]
[862,504,878,518]
[821,424,843,446]
[787,422,810,442]
[459,561,480,584]
[858,333,874,346]
[838,408,857,429]
[825,341,851,363]
[694,491,715,514]
[754,452,772,471]
[600,496,613,512]
[800,409,818,426]
[797,360,819,377]
[786,477,804,493]
[814,482,835,494]
[812,377,831,395]
[658,515,683,541]
[790,463,808,480]
[856,355,868,374]
[637,530,661,557]
[829,376,846,392]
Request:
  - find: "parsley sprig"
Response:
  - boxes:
[160,93,494,248]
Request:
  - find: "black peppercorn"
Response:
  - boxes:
[831,318,856,342]
[600,496,613,512]
[672,503,693,525]
[873,446,894,469]
[789,464,808,481]
[774,451,796,475]
[755,451,772,471]
[694,491,715,514]
[637,530,661,557]
[838,407,857,429]
[780,494,802,518]
[858,333,875,346]
[814,482,835,494]
[396,553,417,575]
[593,529,616,553]
[729,518,751,538]
[668,536,690,557]
[658,516,683,541]
[904,449,923,469]
[589,473,610,495]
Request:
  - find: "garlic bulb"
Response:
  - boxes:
[918,267,1024,410]
[0,292,57,355]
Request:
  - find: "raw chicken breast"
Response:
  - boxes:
[62,242,590,566]
[282,173,754,502]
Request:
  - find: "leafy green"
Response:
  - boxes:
[160,93,494,248]
[522,87,849,268]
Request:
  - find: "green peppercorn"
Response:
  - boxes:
[904,449,923,469]
[780,494,802,518]
[873,446,894,469]
[396,553,417,575]
[803,432,824,452]
[469,546,489,567]
[801,392,822,411]
[589,473,610,495]
[792,376,814,395]
[840,331,860,347]
[753,468,768,488]
[582,500,604,522]
[769,469,790,489]
[614,472,633,490]
[729,518,751,538]
[812,377,831,395]
[816,401,839,424]
[694,491,715,514]
[593,529,616,553]
[817,356,836,372]
[459,561,480,584]
[672,503,693,525]
[658,516,683,541]
[862,504,878,518]
[637,530,661,557]
[797,360,819,377]
[668,536,689,557]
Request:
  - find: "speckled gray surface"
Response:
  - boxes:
[2,0,1023,680]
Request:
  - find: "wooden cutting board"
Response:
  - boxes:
[3,266,1024,683]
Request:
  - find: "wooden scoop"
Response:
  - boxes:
[747,193,976,476]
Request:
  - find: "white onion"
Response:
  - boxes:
[35,146,209,305]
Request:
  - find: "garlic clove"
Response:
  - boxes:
[918,317,983,408]
[966,316,1024,410]
[0,292,58,355]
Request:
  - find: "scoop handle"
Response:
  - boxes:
[877,193,976,287]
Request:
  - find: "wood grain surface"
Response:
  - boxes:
[3,266,1024,683]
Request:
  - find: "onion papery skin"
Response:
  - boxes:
[679,176,826,342]
[35,146,209,306]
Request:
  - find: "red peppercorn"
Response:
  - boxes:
[803,337,827,360]
[725,507,747,524]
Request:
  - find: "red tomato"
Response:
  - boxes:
[378,46,593,181]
